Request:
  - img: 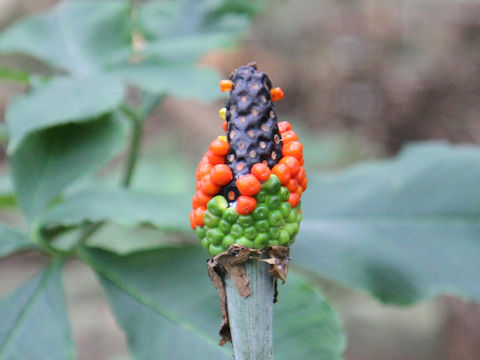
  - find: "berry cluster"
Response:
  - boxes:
[190,64,307,256]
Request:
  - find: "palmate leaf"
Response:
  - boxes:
[0,260,74,360]
[78,245,344,360]
[0,0,131,75]
[0,224,37,258]
[39,188,191,232]
[6,75,124,153]
[293,142,480,304]
[11,116,128,221]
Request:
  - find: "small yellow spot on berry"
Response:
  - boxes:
[219,107,226,120]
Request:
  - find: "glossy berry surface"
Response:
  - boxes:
[190,63,307,256]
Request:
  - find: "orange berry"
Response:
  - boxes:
[271,163,291,185]
[286,179,298,193]
[280,156,300,177]
[300,158,304,166]
[190,211,196,229]
[195,191,212,207]
[278,121,291,133]
[222,121,228,132]
[219,80,233,92]
[270,87,284,101]
[210,164,233,186]
[288,193,300,208]
[296,167,306,183]
[206,150,225,165]
[200,155,209,164]
[195,180,201,191]
[200,174,221,196]
[281,130,298,143]
[251,163,271,182]
[300,176,308,190]
[236,174,262,196]
[236,196,257,215]
[282,141,303,159]
[196,163,212,180]
[194,207,206,226]
[295,187,303,197]
[209,139,229,156]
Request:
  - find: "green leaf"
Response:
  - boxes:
[109,64,221,101]
[294,142,480,304]
[11,116,128,222]
[0,224,36,257]
[39,188,190,232]
[139,0,259,40]
[0,260,74,360]
[6,75,124,153]
[142,33,235,63]
[78,245,344,360]
[0,0,131,75]
[274,275,345,359]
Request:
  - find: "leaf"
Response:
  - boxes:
[0,260,74,360]
[0,0,131,75]
[293,142,480,304]
[0,224,36,257]
[78,245,344,360]
[109,63,221,101]
[39,188,191,232]
[10,116,128,222]
[139,0,260,40]
[6,75,124,153]
[142,33,235,63]
[274,275,345,359]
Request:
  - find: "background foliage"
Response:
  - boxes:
[0,0,478,359]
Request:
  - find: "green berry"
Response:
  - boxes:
[206,228,224,245]
[236,237,254,248]
[268,227,281,239]
[230,223,244,238]
[252,204,269,221]
[204,211,221,227]
[209,244,225,256]
[223,208,239,224]
[269,240,280,246]
[219,219,232,234]
[238,215,254,228]
[254,233,269,249]
[266,195,282,210]
[200,238,209,250]
[285,223,299,237]
[255,219,270,232]
[244,226,258,240]
[268,210,285,227]
[280,202,292,217]
[196,226,206,239]
[288,237,296,245]
[223,235,236,248]
[296,212,303,223]
[262,174,281,194]
[207,195,228,216]
[279,186,290,201]
[287,210,297,223]
[279,230,290,245]
[255,190,267,203]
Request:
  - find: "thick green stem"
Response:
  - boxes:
[225,259,275,360]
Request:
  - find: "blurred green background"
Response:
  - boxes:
[0,0,479,359]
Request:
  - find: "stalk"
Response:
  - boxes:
[224,259,275,360]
